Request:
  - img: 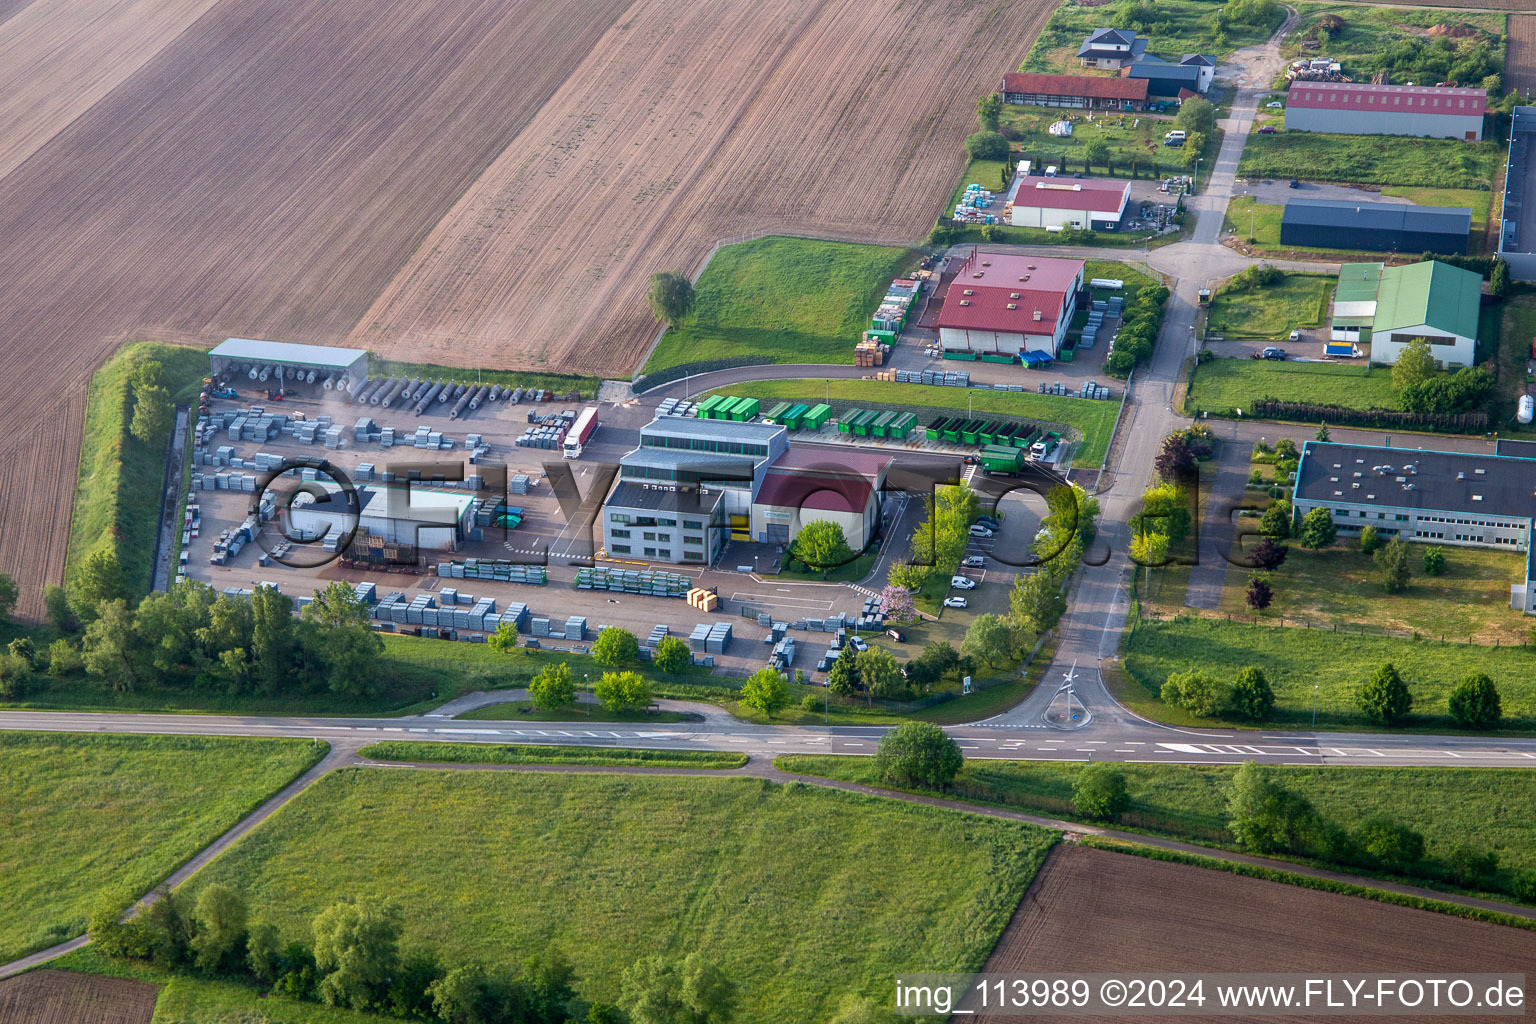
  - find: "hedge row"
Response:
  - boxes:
[1248,399,1487,433]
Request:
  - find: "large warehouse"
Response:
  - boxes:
[1279,198,1471,254]
[1007,178,1130,231]
[936,250,1085,359]
[286,484,475,552]
[999,72,1148,111]
[1327,259,1482,366]
[1291,441,1536,615]
[209,337,370,392]
[1497,105,1536,281]
[1283,82,1485,140]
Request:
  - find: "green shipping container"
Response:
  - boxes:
[853,409,880,436]
[960,419,984,445]
[765,401,792,423]
[804,404,832,430]
[783,403,811,429]
[925,416,946,440]
[838,407,864,434]
[942,350,978,361]
[891,413,917,439]
[980,352,1017,364]
[709,396,736,420]
[695,394,725,418]
[731,397,760,421]
[871,411,896,437]
[1012,426,1038,449]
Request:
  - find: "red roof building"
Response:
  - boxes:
[1284,82,1485,140]
[1008,178,1130,230]
[936,249,1085,358]
[1000,72,1148,110]
[751,447,892,550]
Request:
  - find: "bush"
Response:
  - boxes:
[739,667,793,718]
[1072,763,1130,820]
[1447,673,1501,729]
[1445,844,1499,888]
[1513,871,1536,904]
[594,671,652,713]
[1160,670,1229,718]
[653,634,692,674]
[1230,665,1275,721]
[1358,662,1412,726]
[591,627,640,668]
[1358,524,1379,554]
[873,721,963,788]
[964,131,1009,161]
[1423,545,1445,576]
[1355,815,1425,871]
[800,693,822,712]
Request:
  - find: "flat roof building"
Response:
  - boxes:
[286,484,474,553]
[209,337,369,391]
[1280,199,1471,255]
[936,249,1085,360]
[1283,82,1485,140]
[1292,441,1536,614]
[1008,178,1130,233]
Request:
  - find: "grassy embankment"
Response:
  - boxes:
[365,359,602,399]
[178,769,1056,1022]
[69,342,208,598]
[357,741,746,769]
[1238,133,1501,190]
[0,732,326,964]
[1122,614,1536,732]
[1206,272,1334,340]
[1184,357,1400,415]
[777,755,1536,890]
[641,237,918,375]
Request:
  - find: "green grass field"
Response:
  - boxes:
[705,379,1120,467]
[641,237,918,375]
[1185,357,1400,415]
[1022,0,1282,74]
[1216,545,1533,644]
[1238,133,1501,191]
[1124,615,1536,732]
[1207,273,1334,339]
[1494,290,1536,435]
[0,732,325,964]
[183,769,1055,1022]
[778,755,1536,897]
[357,741,746,769]
[1225,192,1488,257]
[69,342,209,597]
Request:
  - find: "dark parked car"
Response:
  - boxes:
[1288,178,1300,188]
[1261,346,1286,360]
[1257,125,1277,134]
[885,628,907,643]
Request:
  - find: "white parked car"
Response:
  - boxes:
[1266,101,1284,108]
[1288,329,1301,342]
[943,596,969,609]
[962,555,986,568]
[968,524,995,538]
[950,576,977,590]
[849,636,868,652]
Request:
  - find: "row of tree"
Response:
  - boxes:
[92,884,740,1024]
[1103,283,1171,378]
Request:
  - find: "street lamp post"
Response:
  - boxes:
[1194,157,1202,195]
[1312,683,1319,729]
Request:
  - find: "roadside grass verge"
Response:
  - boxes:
[1206,272,1333,339]
[181,769,1056,1022]
[1022,0,1282,73]
[1215,544,1532,644]
[1123,614,1536,732]
[1238,133,1500,190]
[777,756,1536,903]
[357,741,746,769]
[365,359,601,398]
[69,342,208,598]
[703,379,1120,467]
[642,237,918,375]
[1184,357,1400,415]
[0,732,326,965]
[453,701,694,723]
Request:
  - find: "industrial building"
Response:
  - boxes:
[1282,82,1485,140]
[1007,177,1130,232]
[1124,55,1211,99]
[1076,28,1146,69]
[999,72,1148,111]
[1326,260,1482,367]
[751,447,891,551]
[286,484,475,552]
[936,249,1085,359]
[1291,441,1536,615]
[1497,105,1536,281]
[209,337,369,392]
[1279,198,1471,255]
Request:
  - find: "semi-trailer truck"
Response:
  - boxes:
[1028,431,1062,461]
[563,406,599,458]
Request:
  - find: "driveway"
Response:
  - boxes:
[1235,179,1414,205]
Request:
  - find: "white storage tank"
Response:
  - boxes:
[1519,394,1534,425]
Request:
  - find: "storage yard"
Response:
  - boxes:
[0,0,1053,614]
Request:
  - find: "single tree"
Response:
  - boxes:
[1245,574,1274,613]
[1448,673,1501,729]
[874,721,964,787]
[1447,844,1500,888]
[1258,499,1292,539]
[1180,132,1205,167]
[43,583,75,631]
[976,91,1002,131]
[1160,670,1228,717]
[903,641,960,692]
[653,634,692,673]
[528,661,576,712]
[1176,95,1216,135]
[1129,529,1170,576]
[1358,662,1412,726]
[1355,815,1425,869]
[1391,338,1437,393]
[1084,139,1111,172]
[1272,438,1298,461]
[1230,665,1275,721]
[312,899,403,1010]
[1227,762,1319,855]
[487,619,520,655]
[47,637,82,677]
[250,584,295,695]
[1130,482,1193,545]
[592,626,640,668]
[82,598,141,692]
[886,559,929,592]
[429,963,489,1024]
[129,361,172,446]
[740,667,793,717]
[646,271,695,324]
[0,653,31,700]
[789,519,854,573]
[245,920,284,984]
[878,584,915,622]
[1297,506,1337,549]
[190,883,248,973]
[961,613,1013,668]
[70,549,127,619]
[1373,536,1411,593]
[594,670,652,713]
[857,646,906,702]
[826,651,859,698]
[1010,569,1066,636]
[1072,762,1130,820]
[1423,544,1445,576]
[1249,536,1289,571]
[1155,433,1197,487]
[301,582,383,697]
[1314,422,1331,441]
[388,948,445,1020]
[621,953,738,1024]
[1358,523,1380,554]
[964,131,1009,161]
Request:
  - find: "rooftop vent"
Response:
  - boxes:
[1367,494,1376,499]
[959,300,971,306]
[1007,303,1017,310]
[1475,467,1486,475]
[1330,476,1339,483]
[963,289,974,295]
[1473,494,1483,501]
[1010,292,1020,299]
[1032,310,1042,321]
[1457,471,1464,480]
[1027,264,1037,270]
[982,261,992,267]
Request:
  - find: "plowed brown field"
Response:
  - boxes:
[345,0,1050,376]
[0,969,157,1024]
[1508,16,1536,97]
[962,844,1536,1024]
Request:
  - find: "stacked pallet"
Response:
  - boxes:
[686,587,719,612]
[577,566,692,597]
[437,559,547,585]
[853,340,884,367]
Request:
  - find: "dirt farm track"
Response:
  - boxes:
[0,0,1050,614]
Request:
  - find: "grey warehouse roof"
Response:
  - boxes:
[1281,199,1471,235]
[639,416,787,443]
[210,337,368,369]
[1295,442,1536,521]
[605,481,723,515]
[621,447,763,471]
